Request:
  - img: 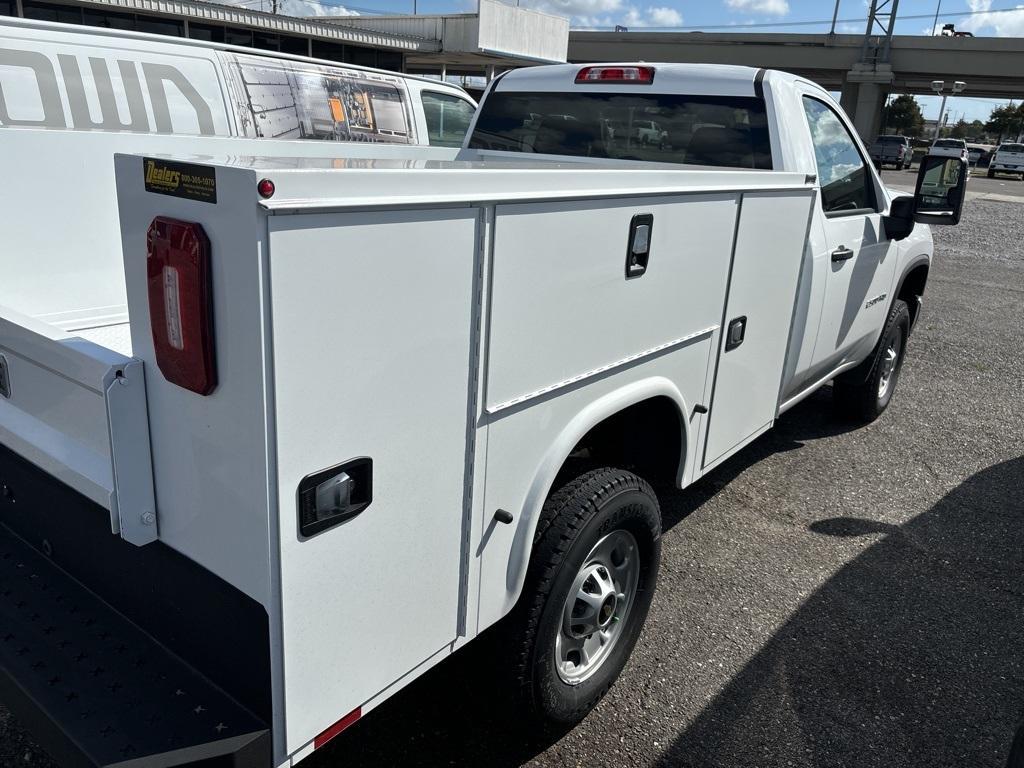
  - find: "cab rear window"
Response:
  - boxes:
[999,144,1024,153]
[468,91,772,169]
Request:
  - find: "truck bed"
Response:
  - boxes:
[0,305,153,546]
[70,322,133,358]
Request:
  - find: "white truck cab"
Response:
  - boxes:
[465,63,948,415]
[0,60,967,768]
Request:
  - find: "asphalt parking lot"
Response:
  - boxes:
[3,198,1023,767]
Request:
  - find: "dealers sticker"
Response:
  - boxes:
[143,157,217,204]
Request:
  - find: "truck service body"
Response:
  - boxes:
[0,59,966,767]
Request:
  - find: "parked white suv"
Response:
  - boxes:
[987,142,1024,180]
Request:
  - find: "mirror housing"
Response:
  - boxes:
[883,195,916,241]
[912,155,968,225]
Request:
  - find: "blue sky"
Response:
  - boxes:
[291,0,1024,123]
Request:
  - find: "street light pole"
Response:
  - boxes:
[931,0,942,36]
[930,80,965,139]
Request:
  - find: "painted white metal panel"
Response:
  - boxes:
[115,155,277,603]
[702,190,815,467]
[0,306,127,510]
[476,0,569,63]
[0,306,154,542]
[267,208,479,752]
[478,349,713,631]
[486,195,738,411]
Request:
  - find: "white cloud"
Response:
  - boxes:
[724,0,789,16]
[646,6,683,25]
[210,0,359,17]
[525,0,682,28]
[958,0,1024,37]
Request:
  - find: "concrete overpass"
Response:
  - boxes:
[568,31,1024,138]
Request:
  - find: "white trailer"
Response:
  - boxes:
[0,63,968,768]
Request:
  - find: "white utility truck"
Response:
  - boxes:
[0,63,967,767]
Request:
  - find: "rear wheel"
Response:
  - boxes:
[509,467,661,725]
[833,299,911,423]
[987,169,996,179]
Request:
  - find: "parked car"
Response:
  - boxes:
[870,135,913,169]
[987,142,1024,179]
[930,137,969,161]
[634,119,668,146]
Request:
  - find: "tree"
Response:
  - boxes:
[985,103,1024,142]
[949,119,969,139]
[884,94,925,137]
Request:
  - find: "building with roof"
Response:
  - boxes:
[0,0,568,76]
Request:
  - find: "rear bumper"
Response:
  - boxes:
[0,444,272,767]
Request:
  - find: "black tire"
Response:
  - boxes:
[833,299,911,423]
[987,169,996,179]
[510,467,661,725]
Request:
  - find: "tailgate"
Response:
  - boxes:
[0,306,156,546]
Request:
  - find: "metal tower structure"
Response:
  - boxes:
[860,0,901,64]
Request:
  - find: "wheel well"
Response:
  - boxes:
[565,396,684,487]
[897,263,929,328]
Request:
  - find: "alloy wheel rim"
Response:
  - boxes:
[554,529,640,685]
[878,333,902,399]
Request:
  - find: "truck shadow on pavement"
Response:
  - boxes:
[655,454,1024,768]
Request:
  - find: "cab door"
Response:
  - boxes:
[800,95,899,372]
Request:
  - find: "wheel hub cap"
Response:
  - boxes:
[555,530,640,685]
[878,334,902,399]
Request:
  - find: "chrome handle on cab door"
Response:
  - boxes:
[831,246,855,262]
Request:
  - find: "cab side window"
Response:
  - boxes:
[421,91,475,147]
[802,97,876,215]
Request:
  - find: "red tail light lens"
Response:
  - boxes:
[146,217,217,395]
[575,66,655,84]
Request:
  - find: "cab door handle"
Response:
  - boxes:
[831,246,855,262]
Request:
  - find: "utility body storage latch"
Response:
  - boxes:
[725,316,747,351]
[298,458,373,538]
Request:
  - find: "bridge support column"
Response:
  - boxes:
[840,63,894,141]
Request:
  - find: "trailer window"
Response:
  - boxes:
[802,96,876,215]
[221,53,415,144]
[421,91,475,147]
[468,92,772,169]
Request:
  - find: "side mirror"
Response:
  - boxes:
[913,155,967,225]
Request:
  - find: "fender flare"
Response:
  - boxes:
[894,254,930,303]
[502,376,690,601]
[848,252,932,385]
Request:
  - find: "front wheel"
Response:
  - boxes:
[510,468,661,725]
[833,299,911,422]
[987,169,996,179]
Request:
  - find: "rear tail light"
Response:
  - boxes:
[146,217,217,395]
[575,66,655,85]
